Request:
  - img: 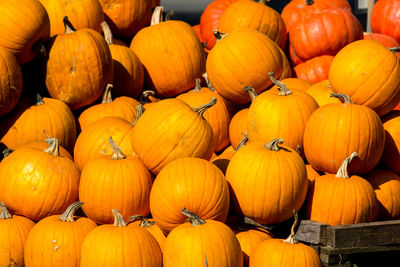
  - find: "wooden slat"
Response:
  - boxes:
[295,220,330,245]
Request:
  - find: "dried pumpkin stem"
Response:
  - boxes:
[112,209,128,227]
[202,73,215,91]
[330,93,353,104]
[213,30,227,41]
[194,78,202,92]
[0,202,12,219]
[108,137,126,160]
[389,46,400,53]
[43,138,60,156]
[35,93,44,105]
[140,90,158,105]
[102,84,114,103]
[59,201,84,222]
[181,208,206,226]
[336,152,358,178]
[151,6,165,25]
[236,132,248,151]
[129,215,155,228]
[243,86,258,102]
[193,98,217,118]
[268,72,292,96]
[2,148,14,158]
[284,209,299,244]
[100,21,114,45]
[63,16,76,33]
[264,138,285,151]
[132,105,144,126]
[259,0,270,4]
[243,216,272,231]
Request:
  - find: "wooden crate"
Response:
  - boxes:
[295,220,400,266]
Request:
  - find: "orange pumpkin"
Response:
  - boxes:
[17,137,73,160]
[45,17,113,110]
[371,0,400,42]
[293,55,334,84]
[24,202,97,266]
[277,78,312,91]
[381,110,400,173]
[306,80,341,107]
[364,32,400,58]
[129,216,166,253]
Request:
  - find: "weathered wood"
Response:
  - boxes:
[320,244,400,255]
[295,220,330,245]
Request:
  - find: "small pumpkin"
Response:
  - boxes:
[293,55,334,84]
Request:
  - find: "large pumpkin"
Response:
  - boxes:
[303,93,385,175]
[45,17,113,110]
[329,39,400,116]
[150,157,230,233]
[371,0,400,42]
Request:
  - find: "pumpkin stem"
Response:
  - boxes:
[213,29,227,41]
[129,215,155,228]
[243,216,273,231]
[139,90,159,106]
[59,201,84,222]
[0,202,12,219]
[202,73,215,91]
[102,84,114,103]
[43,138,60,156]
[132,105,144,126]
[112,209,128,227]
[243,86,258,102]
[305,0,314,5]
[101,21,114,45]
[181,208,206,226]
[108,137,126,160]
[193,78,202,92]
[2,148,13,158]
[268,72,292,96]
[389,46,400,53]
[330,93,353,104]
[193,98,217,118]
[259,0,270,4]
[236,132,248,151]
[151,6,165,25]
[284,209,299,244]
[264,138,285,151]
[35,93,44,105]
[63,16,76,34]
[336,152,358,178]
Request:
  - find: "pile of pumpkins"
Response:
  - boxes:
[1,0,400,266]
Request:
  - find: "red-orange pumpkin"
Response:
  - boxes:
[364,32,400,58]
[293,55,334,84]
[371,0,400,42]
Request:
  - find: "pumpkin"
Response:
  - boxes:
[306,80,341,107]
[129,216,166,253]
[79,137,153,224]
[250,211,321,267]
[163,208,243,267]
[218,0,287,49]
[131,98,215,175]
[211,141,246,175]
[247,74,319,150]
[293,55,334,84]
[101,22,144,98]
[366,170,400,220]
[276,78,312,92]
[303,93,385,175]
[130,7,206,98]
[74,106,141,170]
[0,48,23,116]
[0,138,80,221]
[309,152,379,225]
[0,0,50,64]
[139,90,160,110]
[0,202,35,266]
[99,0,153,37]
[17,137,73,160]
[289,8,363,62]
[371,0,400,42]
[226,139,308,225]
[39,0,104,37]
[381,110,400,173]
[78,84,140,131]
[206,28,285,105]
[80,210,162,266]
[192,24,203,43]
[177,78,232,152]
[45,17,113,110]
[149,157,230,233]
[364,32,400,58]
[303,164,323,218]
[0,95,76,153]
[329,39,400,116]
[24,202,97,266]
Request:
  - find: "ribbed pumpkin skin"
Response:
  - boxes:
[250,238,321,267]
[363,32,400,58]
[329,40,400,116]
[45,28,113,110]
[206,29,284,105]
[0,48,23,116]
[39,0,104,37]
[131,21,206,98]
[226,142,308,225]
[247,89,319,150]
[99,0,152,37]
[74,116,135,170]
[293,55,334,84]
[309,174,379,225]
[0,97,76,153]
[289,8,363,62]
[0,147,80,221]
[163,220,243,267]
[303,102,385,175]
[218,0,287,49]
[130,219,166,253]
[381,111,400,173]
[24,216,96,266]
[0,0,50,64]
[150,158,230,233]
[371,0,400,42]
[235,229,272,267]
[80,224,162,267]
[366,170,400,220]
[177,87,232,152]
[131,98,215,175]
[0,213,35,266]
[306,80,341,107]
[79,155,153,224]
